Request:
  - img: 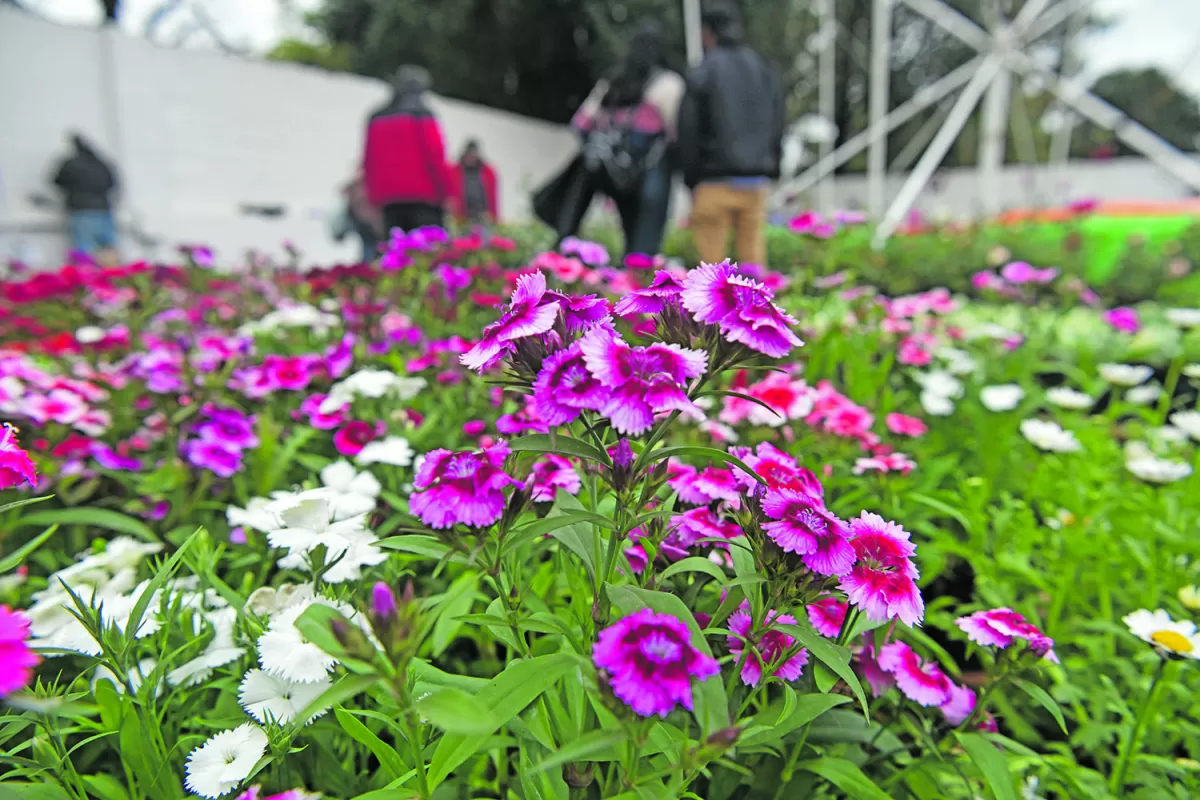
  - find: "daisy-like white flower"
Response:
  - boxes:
[1020,419,1081,453]
[936,347,978,376]
[227,498,277,533]
[265,493,368,553]
[1170,410,1200,442]
[1125,383,1162,406]
[920,391,954,417]
[244,584,313,617]
[319,460,381,519]
[1046,386,1094,410]
[184,723,269,798]
[1126,456,1192,484]
[354,436,414,467]
[1165,308,1200,328]
[167,607,245,687]
[1098,363,1153,387]
[257,598,367,683]
[914,370,964,399]
[1122,609,1200,659]
[1148,425,1189,447]
[980,384,1024,412]
[238,669,331,725]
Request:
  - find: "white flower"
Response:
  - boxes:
[184,723,269,798]
[33,583,162,656]
[1046,387,1094,410]
[238,669,331,725]
[92,658,158,696]
[1019,419,1082,453]
[256,601,341,683]
[1170,410,1200,441]
[937,347,978,376]
[914,370,964,399]
[1184,364,1200,380]
[319,527,387,584]
[1126,456,1192,484]
[244,583,314,617]
[1122,609,1200,659]
[167,607,245,687]
[920,391,955,416]
[320,460,382,519]
[1125,383,1162,406]
[356,436,414,467]
[75,326,106,344]
[321,370,426,413]
[1148,425,1190,446]
[965,323,1020,341]
[1165,308,1200,327]
[227,498,277,532]
[980,384,1024,412]
[1098,363,1153,386]
[238,304,340,337]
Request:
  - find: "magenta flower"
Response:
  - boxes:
[371,582,397,621]
[262,354,314,392]
[612,270,686,316]
[956,608,1057,662]
[299,394,347,430]
[839,513,923,626]
[876,642,952,706]
[592,608,719,718]
[0,424,37,489]
[671,508,741,549]
[324,334,355,379]
[91,442,143,472]
[529,455,581,502]
[730,442,823,501]
[184,437,244,478]
[857,644,896,696]
[939,682,977,726]
[808,596,848,639]
[546,291,610,332]
[333,421,377,456]
[1105,306,1140,334]
[885,413,927,438]
[761,489,855,576]
[0,605,39,696]
[680,261,803,358]
[560,236,609,266]
[579,326,707,436]
[728,606,809,686]
[409,442,518,529]
[666,462,740,506]
[1000,261,1036,284]
[532,343,610,426]
[195,404,258,449]
[461,272,561,372]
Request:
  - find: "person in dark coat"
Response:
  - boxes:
[52,133,119,255]
[678,2,785,266]
[447,140,499,225]
[362,66,450,233]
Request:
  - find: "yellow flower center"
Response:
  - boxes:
[1151,630,1193,653]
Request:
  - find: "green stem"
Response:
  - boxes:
[774,721,813,799]
[1110,657,1168,793]
[402,710,430,799]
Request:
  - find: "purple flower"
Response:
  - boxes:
[436,264,472,300]
[532,343,611,426]
[324,334,355,379]
[409,442,518,529]
[560,236,609,266]
[760,488,855,576]
[680,261,803,358]
[372,582,397,621]
[195,404,258,449]
[184,437,244,478]
[90,442,143,472]
[670,508,741,548]
[579,326,707,435]
[613,271,685,316]
[546,291,611,332]
[592,608,719,718]
[461,272,561,372]
[529,455,581,502]
[1105,306,1140,333]
[727,606,808,686]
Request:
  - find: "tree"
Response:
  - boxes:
[1071,68,1200,157]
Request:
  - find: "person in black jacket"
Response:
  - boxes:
[52,134,119,256]
[678,3,785,266]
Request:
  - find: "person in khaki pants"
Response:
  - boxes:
[678,2,784,266]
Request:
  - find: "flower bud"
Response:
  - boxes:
[372,582,398,622]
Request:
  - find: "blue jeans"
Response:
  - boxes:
[69,210,117,252]
[615,160,671,257]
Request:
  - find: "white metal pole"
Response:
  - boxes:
[683,0,703,67]
[978,55,1011,215]
[872,54,1005,248]
[1049,2,1088,165]
[867,0,892,219]
[890,100,952,170]
[817,0,836,213]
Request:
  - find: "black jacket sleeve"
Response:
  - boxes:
[677,64,706,190]
[770,66,786,178]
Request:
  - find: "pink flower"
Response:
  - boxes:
[529,455,581,502]
[613,270,685,316]
[532,343,611,426]
[532,251,587,283]
[579,327,707,436]
[761,488,855,576]
[593,608,719,718]
[262,354,314,391]
[788,211,822,233]
[299,394,347,430]
[461,272,561,372]
[0,424,37,489]
[667,463,741,506]
[184,437,244,478]
[740,372,814,427]
[730,442,823,500]
[25,389,87,425]
[972,270,1005,291]
[91,442,143,472]
[898,338,933,366]
[939,682,977,726]
[857,644,895,696]
[666,462,713,505]
[671,507,742,549]
[680,261,803,358]
[886,413,927,437]
[462,420,486,438]
[839,513,923,626]
[1068,197,1098,214]
[0,606,39,696]
[807,596,848,638]
[409,442,518,529]
[1105,306,1140,334]
[852,453,916,476]
[955,608,1057,662]
[1000,261,1037,284]
[333,421,377,456]
[876,642,952,706]
[728,606,809,686]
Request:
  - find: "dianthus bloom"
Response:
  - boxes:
[727,606,808,686]
[528,455,581,502]
[681,261,803,358]
[1105,306,1140,334]
[0,423,37,489]
[532,343,610,426]
[807,596,848,638]
[0,606,39,696]
[956,608,1057,662]
[333,421,377,456]
[592,609,719,718]
[760,489,855,576]
[409,442,518,529]
[579,326,707,436]
[262,354,314,392]
[839,513,923,626]
[731,442,824,499]
[461,272,560,372]
[876,642,951,706]
[184,437,244,478]
[612,270,685,316]
[885,413,927,438]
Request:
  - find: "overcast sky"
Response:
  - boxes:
[20,0,1200,96]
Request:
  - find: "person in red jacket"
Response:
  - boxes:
[363,66,449,233]
[447,140,499,225]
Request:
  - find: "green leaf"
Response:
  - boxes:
[426,653,577,789]
[531,728,629,774]
[0,525,58,574]
[774,620,869,716]
[376,535,453,560]
[0,495,52,515]
[501,509,614,557]
[293,603,354,661]
[607,585,729,734]
[16,508,158,543]
[335,707,409,781]
[740,694,852,746]
[1013,679,1068,734]
[641,446,766,486]
[292,674,378,731]
[431,572,481,657]
[701,390,783,420]
[510,433,612,466]
[416,687,498,734]
[955,731,1018,800]
[260,427,318,495]
[658,556,728,584]
[546,494,599,578]
[799,757,893,800]
[121,530,201,661]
